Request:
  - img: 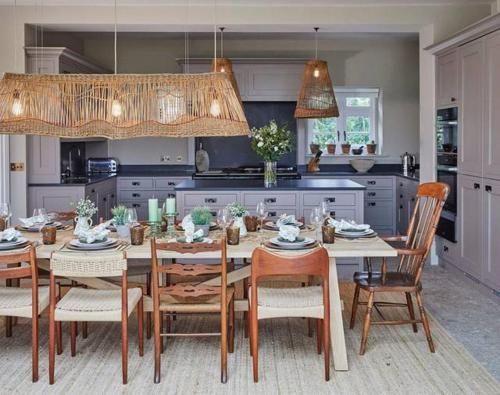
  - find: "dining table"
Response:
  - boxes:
[19,227,397,372]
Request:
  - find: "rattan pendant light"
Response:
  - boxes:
[295,27,339,119]
[211,27,241,102]
[0,0,249,139]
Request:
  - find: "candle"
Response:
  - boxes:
[157,208,162,221]
[148,198,158,222]
[166,197,176,215]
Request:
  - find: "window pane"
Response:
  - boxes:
[346,97,370,107]
[346,116,370,144]
[311,118,337,149]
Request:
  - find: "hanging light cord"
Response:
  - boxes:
[220,27,224,57]
[213,0,217,64]
[314,27,319,60]
[13,0,17,71]
[114,0,118,75]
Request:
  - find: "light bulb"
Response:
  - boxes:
[111,99,122,118]
[313,67,320,78]
[210,99,221,117]
[11,98,23,116]
[220,67,226,73]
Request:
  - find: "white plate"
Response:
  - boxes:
[269,236,315,246]
[336,228,374,236]
[70,238,116,249]
[0,237,28,250]
[265,221,304,229]
[19,221,63,232]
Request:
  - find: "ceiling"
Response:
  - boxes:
[0,0,495,5]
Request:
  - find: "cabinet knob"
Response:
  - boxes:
[368,192,376,197]
[132,204,141,208]
[474,183,480,190]
[443,246,449,252]
[111,194,115,198]
[264,198,277,204]
[268,211,277,217]
[132,182,140,186]
[400,194,403,198]
[205,198,217,204]
[103,197,107,202]
[324,197,336,203]
[91,189,95,193]
[485,185,492,192]
[132,193,141,198]
[451,97,456,102]
[367,181,376,185]
[368,202,376,207]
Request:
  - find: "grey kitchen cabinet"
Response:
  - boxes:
[459,40,485,178]
[436,50,459,107]
[85,178,117,223]
[396,177,419,236]
[28,186,85,215]
[436,235,458,265]
[482,179,500,291]
[27,136,61,184]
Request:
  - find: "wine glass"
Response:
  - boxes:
[33,208,48,228]
[126,208,138,226]
[320,201,330,221]
[217,208,231,232]
[309,207,323,241]
[0,202,11,229]
[256,201,268,243]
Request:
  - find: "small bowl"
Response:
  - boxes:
[351,146,364,155]
[350,159,375,173]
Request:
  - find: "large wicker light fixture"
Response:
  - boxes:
[295,28,339,119]
[211,27,241,102]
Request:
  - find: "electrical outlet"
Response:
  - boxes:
[161,155,171,162]
[10,162,24,171]
[176,155,183,162]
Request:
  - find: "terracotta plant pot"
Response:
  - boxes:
[366,143,377,154]
[341,144,351,154]
[326,144,336,154]
[310,143,320,154]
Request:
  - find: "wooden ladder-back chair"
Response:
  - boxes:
[48,251,144,385]
[350,182,450,355]
[0,244,52,382]
[249,247,331,382]
[150,237,234,384]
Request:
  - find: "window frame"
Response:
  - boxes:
[306,88,381,154]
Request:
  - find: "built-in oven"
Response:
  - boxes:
[437,168,457,214]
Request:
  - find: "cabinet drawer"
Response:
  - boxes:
[302,192,357,207]
[182,193,238,208]
[154,178,188,190]
[117,178,154,190]
[364,200,394,227]
[243,192,297,207]
[304,208,356,223]
[364,189,393,200]
[355,177,393,189]
[118,190,175,201]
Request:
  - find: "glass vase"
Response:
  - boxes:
[264,161,277,188]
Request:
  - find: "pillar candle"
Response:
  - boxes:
[148,198,158,222]
[166,197,176,215]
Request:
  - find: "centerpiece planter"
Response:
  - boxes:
[226,202,248,237]
[112,205,130,238]
[73,198,98,236]
[191,206,213,237]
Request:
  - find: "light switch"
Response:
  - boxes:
[10,162,24,171]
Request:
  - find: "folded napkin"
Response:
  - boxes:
[278,224,300,242]
[76,223,110,244]
[276,214,297,227]
[0,228,21,241]
[19,215,48,228]
[327,218,370,231]
[180,215,205,243]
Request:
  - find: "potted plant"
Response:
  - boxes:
[309,143,320,154]
[226,202,249,237]
[250,120,293,187]
[341,130,351,154]
[190,206,213,237]
[112,205,130,238]
[326,140,336,154]
[73,198,97,236]
[366,140,377,154]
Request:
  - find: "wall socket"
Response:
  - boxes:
[10,162,24,171]
[160,155,171,162]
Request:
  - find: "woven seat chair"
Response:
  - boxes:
[350,182,449,355]
[249,247,331,382]
[48,251,144,385]
[151,237,234,384]
[0,244,57,382]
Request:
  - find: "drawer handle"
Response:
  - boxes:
[91,189,96,193]
[368,202,376,207]
[111,194,115,198]
[368,192,376,197]
[264,198,277,204]
[400,194,403,198]
[210,211,217,217]
[168,182,176,186]
[168,193,175,198]
[132,182,140,186]
[132,193,141,198]
[451,97,456,102]
[330,211,336,218]
[474,183,480,189]
[485,185,492,192]
[103,197,107,202]
[323,197,335,203]
[268,211,277,217]
[367,181,376,185]
[443,246,449,252]
[132,204,141,208]
[205,198,217,204]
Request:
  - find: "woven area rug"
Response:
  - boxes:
[0,283,498,394]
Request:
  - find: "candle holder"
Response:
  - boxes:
[165,213,177,238]
[130,225,145,245]
[322,225,335,244]
[148,221,163,238]
[41,225,57,245]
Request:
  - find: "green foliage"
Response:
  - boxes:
[73,198,98,218]
[311,118,337,149]
[112,205,128,226]
[250,120,294,162]
[191,206,213,225]
[226,202,248,218]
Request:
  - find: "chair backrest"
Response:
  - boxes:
[401,182,449,282]
[54,211,77,222]
[50,251,127,277]
[0,244,37,281]
[251,247,330,283]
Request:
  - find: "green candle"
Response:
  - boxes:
[148,198,158,222]
[166,197,176,215]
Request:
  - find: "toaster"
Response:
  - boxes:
[87,158,119,174]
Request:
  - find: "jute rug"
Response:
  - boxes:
[0,283,498,394]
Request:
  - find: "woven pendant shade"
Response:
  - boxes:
[211,58,241,103]
[0,72,250,139]
[294,60,339,119]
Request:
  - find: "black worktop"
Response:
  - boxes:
[175,179,366,191]
[29,173,117,187]
[298,164,420,181]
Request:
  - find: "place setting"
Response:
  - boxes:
[327,218,377,240]
[262,213,306,231]
[16,209,67,233]
[62,222,128,252]
[263,221,318,251]
[0,228,30,251]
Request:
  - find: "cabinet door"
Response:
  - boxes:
[437,51,459,107]
[483,179,500,291]
[28,186,84,214]
[85,186,99,224]
[459,40,485,177]
[458,175,483,279]
[483,31,500,181]
[246,64,303,101]
[27,136,61,183]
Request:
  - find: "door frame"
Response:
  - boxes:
[0,135,9,203]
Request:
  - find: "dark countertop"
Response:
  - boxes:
[117,170,193,177]
[29,173,117,187]
[175,178,366,191]
[303,170,420,181]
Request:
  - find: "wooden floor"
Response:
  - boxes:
[0,283,498,394]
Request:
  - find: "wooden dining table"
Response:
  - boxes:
[21,228,397,372]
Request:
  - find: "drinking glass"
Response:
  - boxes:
[309,207,323,241]
[320,201,330,221]
[256,201,268,243]
[33,208,48,227]
[217,208,232,232]
[126,208,138,226]
[0,202,11,229]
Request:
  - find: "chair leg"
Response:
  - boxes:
[32,314,39,382]
[70,322,77,357]
[5,316,12,337]
[229,297,235,354]
[250,307,259,382]
[323,313,330,381]
[56,321,63,355]
[316,319,322,354]
[406,292,418,333]
[160,313,165,354]
[243,278,249,339]
[146,273,152,340]
[82,322,88,339]
[350,284,361,329]
[49,317,56,385]
[221,302,228,383]
[138,298,144,357]
[153,309,161,384]
[415,290,435,353]
[360,291,374,355]
[121,313,129,384]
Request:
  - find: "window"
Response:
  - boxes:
[307,88,380,154]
